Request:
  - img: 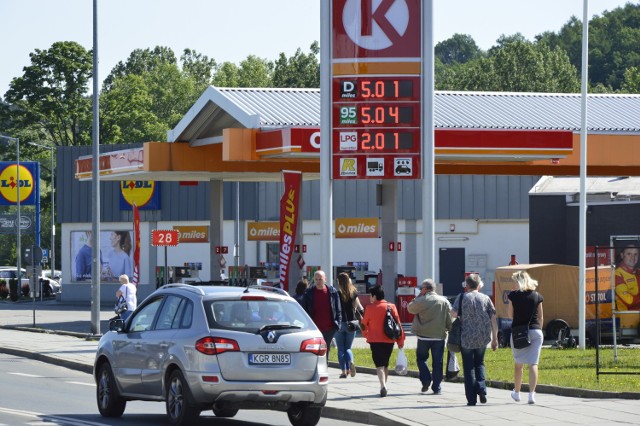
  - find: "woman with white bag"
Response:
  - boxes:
[115,274,137,321]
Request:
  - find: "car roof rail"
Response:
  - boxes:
[160,283,206,295]
[243,285,289,297]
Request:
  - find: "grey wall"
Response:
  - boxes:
[57,145,538,224]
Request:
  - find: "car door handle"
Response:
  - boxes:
[134,343,142,350]
[160,343,169,348]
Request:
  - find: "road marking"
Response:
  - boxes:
[66,381,94,387]
[0,407,106,425]
[8,372,41,378]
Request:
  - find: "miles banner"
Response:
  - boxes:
[279,171,302,291]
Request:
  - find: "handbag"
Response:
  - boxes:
[447,292,465,353]
[114,286,128,315]
[394,348,408,375]
[347,320,361,332]
[383,303,402,340]
[511,324,531,349]
[114,295,128,315]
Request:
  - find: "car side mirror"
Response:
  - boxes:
[109,318,125,332]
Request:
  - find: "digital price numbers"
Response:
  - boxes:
[332,76,421,179]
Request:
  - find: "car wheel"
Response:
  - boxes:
[212,407,239,418]
[166,370,200,425]
[287,403,323,426]
[96,362,126,417]
[545,319,570,340]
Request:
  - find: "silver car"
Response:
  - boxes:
[94,284,329,426]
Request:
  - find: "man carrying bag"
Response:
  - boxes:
[407,278,452,395]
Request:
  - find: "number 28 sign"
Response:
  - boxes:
[152,230,179,247]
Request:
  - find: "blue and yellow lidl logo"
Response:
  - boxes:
[120,180,160,210]
[0,163,38,206]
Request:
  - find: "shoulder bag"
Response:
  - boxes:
[511,292,537,349]
[447,292,464,353]
[114,286,128,315]
[383,303,402,340]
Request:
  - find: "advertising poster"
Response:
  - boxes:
[611,236,640,312]
[71,230,134,283]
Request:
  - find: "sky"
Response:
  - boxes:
[0,0,636,97]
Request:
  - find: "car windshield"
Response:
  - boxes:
[205,299,313,332]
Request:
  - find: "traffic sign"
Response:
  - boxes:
[151,230,179,246]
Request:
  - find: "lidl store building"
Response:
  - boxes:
[56,88,640,304]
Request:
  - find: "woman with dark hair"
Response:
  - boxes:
[335,272,364,378]
[508,270,544,405]
[451,273,498,406]
[361,285,405,397]
[293,279,308,305]
[107,231,132,279]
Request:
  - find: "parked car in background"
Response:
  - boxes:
[0,267,30,292]
[94,284,329,426]
[39,270,62,296]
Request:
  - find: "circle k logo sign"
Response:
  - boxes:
[0,164,34,204]
[342,0,409,51]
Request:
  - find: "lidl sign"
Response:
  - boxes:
[0,162,39,206]
[119,180,161,210]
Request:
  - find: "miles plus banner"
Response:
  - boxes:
[279,170,302,291]
[0,162,40,206]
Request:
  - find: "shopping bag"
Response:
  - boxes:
[395,348,408,376]
[446,350,460,380]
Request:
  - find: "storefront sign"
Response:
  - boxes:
[173,225,209,243]
[335,217,379,238]
[247,222,280,241]
[0,162,39,206]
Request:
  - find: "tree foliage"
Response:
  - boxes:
[272,42,320,88]
[3,41,93,146]
[435,33,483,65]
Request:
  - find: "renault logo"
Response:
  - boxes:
[267,331,277,343]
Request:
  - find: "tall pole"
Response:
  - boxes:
[320,0,333,276]
[578,0,589,350]
[29,143,55,286]
[91,0,101,335]
[422,0,435,279]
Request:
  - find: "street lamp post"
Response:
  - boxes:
[0,135,21,299]
[29,142,55,288]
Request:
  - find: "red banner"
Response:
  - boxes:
[132,203,140,286]
[279,171,302,291]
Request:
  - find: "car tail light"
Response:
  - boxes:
[196,336,240,355]
[300,337,327,356]
[240,295,266,301]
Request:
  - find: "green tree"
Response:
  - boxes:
[435,34,483,65]
[3,41,92,146]
[536,4,640,91]
[452,39,580,93]
[103,46,177,91]
[212,62,240,87]
[181,49,217,91]
[237,55,273,87]
[622,66,640,93]
[272,42,320,88]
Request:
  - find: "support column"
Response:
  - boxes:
[380,180,398,300]
[210,180,224,281]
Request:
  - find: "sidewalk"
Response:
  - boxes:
[1,301,639,425]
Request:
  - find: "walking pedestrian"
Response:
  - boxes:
[115,274,137,321]
[508,270,544,404]
[335,272,364,378]
[302,270,342,361]
[407,278,452,394]
[451,274,498,406]
[361,285,405,397]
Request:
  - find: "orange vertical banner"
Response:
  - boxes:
[279,171,302,291]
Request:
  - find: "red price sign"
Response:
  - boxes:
[152,230,179,247]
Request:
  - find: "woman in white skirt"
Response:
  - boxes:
[508,271,544,404]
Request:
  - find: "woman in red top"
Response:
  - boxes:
[361,285,405,397]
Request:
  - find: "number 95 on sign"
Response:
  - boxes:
[152,230,179,247]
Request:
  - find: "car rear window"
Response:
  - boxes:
[205,299,315,332]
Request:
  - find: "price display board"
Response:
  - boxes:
[331,0,422,180]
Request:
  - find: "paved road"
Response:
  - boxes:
[1,300,639,425]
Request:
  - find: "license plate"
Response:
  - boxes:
[249,353,291,365]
